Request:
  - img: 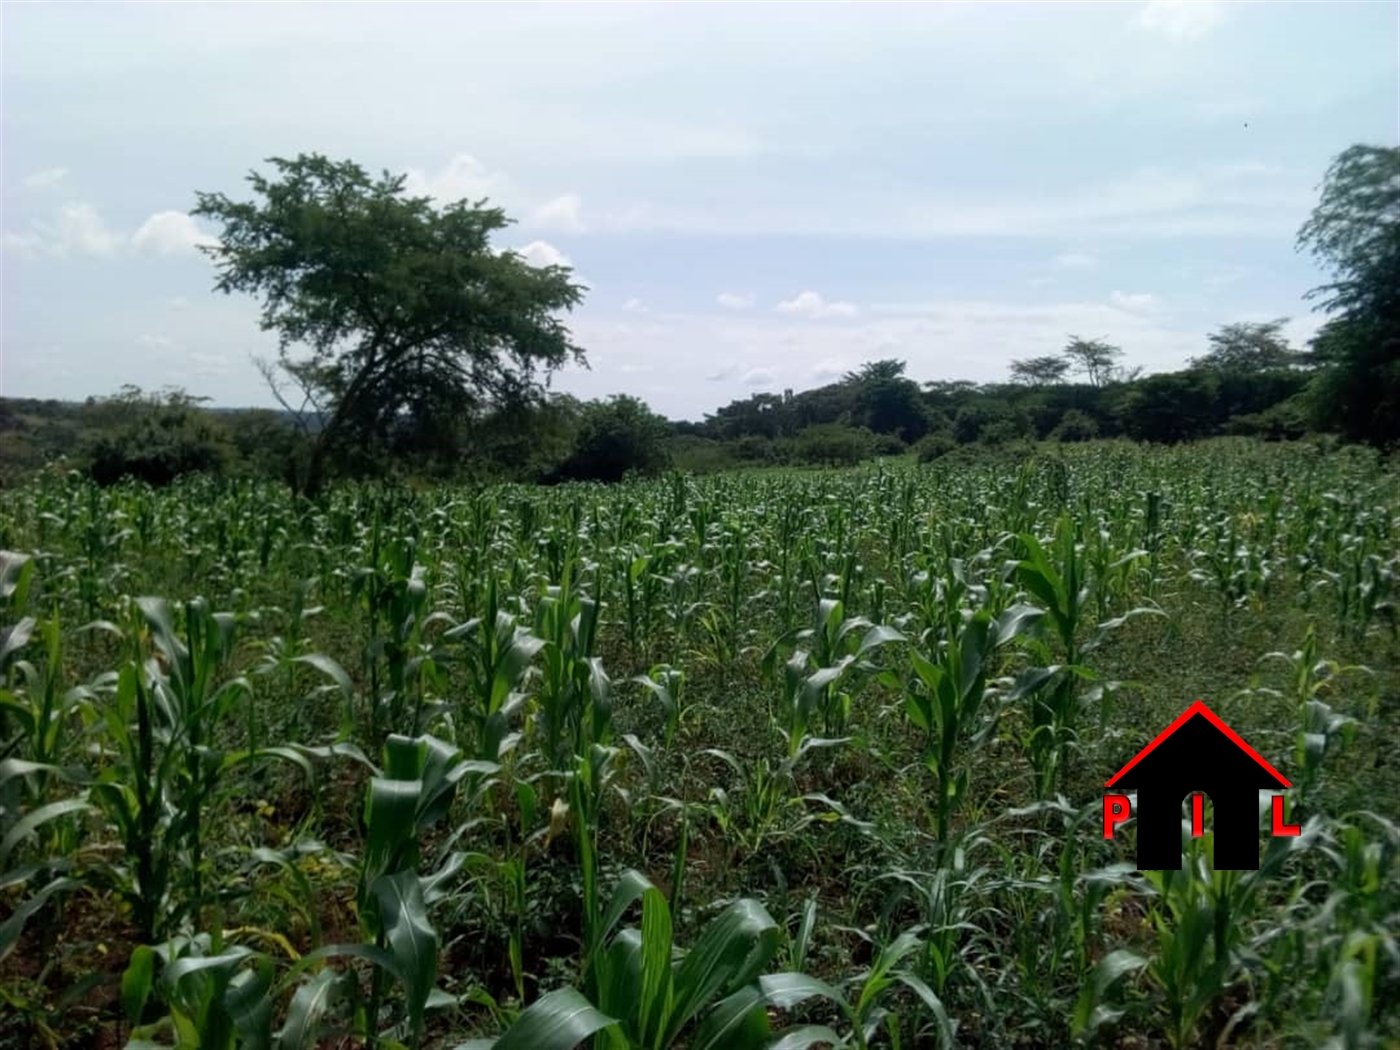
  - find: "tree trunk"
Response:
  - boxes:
[300,436,329,498]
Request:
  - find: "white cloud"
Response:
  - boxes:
[57,203,120,256]
[404,153,511,204]
[22,167,69,189]
[741,367,777,387]
[622,297,647,312]
[136,334,177,352]
[132,211,217,256]
[717,292,756,310]
[1052,252,1097,269]
[1136,0,1223,41]
[1110,290,1160,312]
[531,193,584,232]
[4,202,121,257]
[515,240,572,268]
[2,231,44,256]
[775,291,859,319]
[514,239,591,289]
[705,364,738,382]
[403,156,588,236]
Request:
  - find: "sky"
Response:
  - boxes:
[2,1,1398,421]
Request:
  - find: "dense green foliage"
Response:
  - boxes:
[82,388,228,487]
[2,441,1398,1048]
[1297,145,1400,447]
[191,154,588,495]
[551,396,673,483]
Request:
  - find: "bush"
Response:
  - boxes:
[914,432,957,463]
[1120,371,1221,443]
[952,402,1031,445]
[871,433,908,457]
[785,424,875,466]
[85,388,228,487]
[466,395,582,483]
[552,395,671,482]
[979,418,1024,448]
[734,435,779,462]
[951,405,986,444]
[1227,396,1310,441]
[222,410,306,483]
[666,435,737,474]
[1049,409,1100,442]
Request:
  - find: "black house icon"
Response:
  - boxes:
[1106,701,1291,870]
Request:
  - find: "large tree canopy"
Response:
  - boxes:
[1061,336,1125,387]
[1191,319,1304,373]
[1296,144,1400,446]
[843,359,931,440]
[1009,355,1071,386]
[192,153,587,493]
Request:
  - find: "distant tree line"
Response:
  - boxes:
[670,320,1315,470]
[0,387,673,488]
[1,143,1394,488]
[0,320,1313,488]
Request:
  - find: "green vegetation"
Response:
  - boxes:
[1297,145,1400,447]
[190,154,587,497]
[3,145,1396,490]
[2,142,1399,1048]
[2,442,1399,1048]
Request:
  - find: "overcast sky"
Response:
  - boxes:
[3,1,1397,420]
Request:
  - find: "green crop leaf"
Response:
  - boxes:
[769,1026,849,1050]
[122,945,158,1024]
[665,898,780,1047]
[489,987,619,1050]
[758,971,844,1011]
[0,796,91,865]
[689,984,772,1050]
[292,653,354,699]
[0,876,79,962]
[1072,949,1147,1038]
[369,870,439,1044]
[277,969,350,1050]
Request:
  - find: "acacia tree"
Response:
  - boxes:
[1191,319,1304,373]
[1009,355,1070,386]
[1297,144,1400,445]
[1061,336,1125,387]
[192,153,587,494]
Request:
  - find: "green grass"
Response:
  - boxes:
[1,438,1397,1049]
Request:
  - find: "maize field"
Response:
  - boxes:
[1,439,1398,1049]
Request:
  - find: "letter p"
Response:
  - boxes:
[1103,794,1131,839]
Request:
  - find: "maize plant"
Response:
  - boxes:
[472,869,837,1050]
[898,602,1040,841]
[0,443,1394,1049]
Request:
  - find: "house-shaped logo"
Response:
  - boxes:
[1103,701,1299,870]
